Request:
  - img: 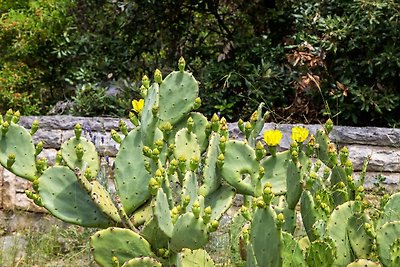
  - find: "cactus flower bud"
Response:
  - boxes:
[111,256,120,267]
[151,105,159,116]
[119,120,129,136]
[323,167,330,180]
[111,129,122,144]
[244,121,252,139]
[154,69,162,84]
[148,177,160,196]
[276,213,285,229]
[140,85,148,98]
[208,220,219,232]
[151,147,160,160]
[255,141,266,160]
[168,158,178,174]
[178,156,187,173]
[142,146,152,158]
[345,160,353,176]
[36,158,48,175]
[35,141,44,156]
[203,206,212,224]
[187,117,194,133]
[240,206,252,221]
[178,57,186,72]
[255,198,266,208]
[129,111,139,127]
[262,185,274,205]
[11,110,20,123]
[55,150,63,165]
[250,111,258,123]
[182,195,191,210]
[160,121,173,137]
[1,121,9,135]
[193,97,201,110]
[142,75,150,89]
[74,123,82,139]
[238,119,245,132]
[340,146,349,165]
[258,166,265,178]
[211,113,220,132]
[75,144,84,161]
[190,156,200,171]
[5,109,13,123]
[7,153,16,168]
[313,159,322,172]
[325,118,334,134]
[84,167,93,181]
[154,168,163,178]
[219,136,226,153]
[171,206,180,224]
[217,153,225,168]
[192,201,201,218]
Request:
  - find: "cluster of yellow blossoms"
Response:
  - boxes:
[263,126,309,147]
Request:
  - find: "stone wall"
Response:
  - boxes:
[1,116,399,212]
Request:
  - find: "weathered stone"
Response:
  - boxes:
[31,129,62,149]
[37,149,58,165]
[15,192,46,213]
[332,125,400,147]
[347,145,400,172]
[2,168,16,210]
[354,171,400,193]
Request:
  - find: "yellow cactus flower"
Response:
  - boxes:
[132,99,144,114]
[263,129,282,147]
[291,126,309,143]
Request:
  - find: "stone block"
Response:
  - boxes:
[348,145,400,172]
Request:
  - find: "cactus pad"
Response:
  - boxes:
[171,248,215,267]
[91,227,154,267]
[38,166,113,227]
[122,257,162,267]
[0,123,36,180]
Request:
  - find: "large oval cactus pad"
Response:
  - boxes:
[38,166,114,227]
[159,71,199,125]
[115,127,152,215]
[0,123,36,180]
[91,227,154,267]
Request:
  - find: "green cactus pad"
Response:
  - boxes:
[204,185,235,221]
[0,123,36,180]
[154,188,173,237]
[181,171,199,212]
[377,221,400,267]
[91,227,154,267]
[220,140,258,196]
[281,232,307,267]
[114,127,152,215]
[315,128,334,168]
[61,136,99,177]
[306,239,336,267]
[250,206,282,267]
[132,200,153,226]
[122,257,162,267]
[38,166,113,227]
[171,248,215,267]
[199,133,221,196]
[286,160,302,209]
[261,150,308,195]
[377,192,400,229]
[90,180,121,223]
[327,201,357,266]
[301,191,322,241]
[347,213,373,259]
[141,83,159,146]
[170,212,208,252]
[174,128,201,170]
[331,165,349,206]
[159,71,199,125]
[346,259,382,267]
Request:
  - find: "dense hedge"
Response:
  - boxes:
[1,0,399,126]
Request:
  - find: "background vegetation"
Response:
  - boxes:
[0,0,399,126]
